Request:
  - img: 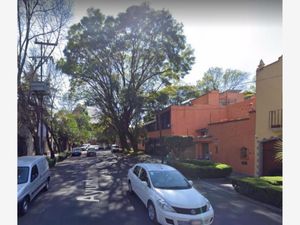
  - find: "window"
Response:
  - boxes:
[31,165,39,182]
[240,147,248,159]
[149,170,191,190]
[215,146,218,154]
[133,166,141,177]
[139,168,148,182]
[18,166,29,184]
[269,109,282,128]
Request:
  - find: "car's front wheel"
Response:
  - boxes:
[128,181,133,194]
[147,201,158,224]
[19,197,29,215]
[44,178,50,191]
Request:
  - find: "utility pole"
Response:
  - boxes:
[30,39,57,155]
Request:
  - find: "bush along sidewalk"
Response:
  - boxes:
[167,159,232,178]
[46,157,56,168]
[56,151,71,162]
[231,176,282,208]
[46,150,71,168]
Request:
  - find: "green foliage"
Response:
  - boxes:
[260,176,282,185]
[52,105,92,150]
[60,3,195,150]
[243,90,255,99]
[274,138,282,162]
[196,67,249,93]
[232,177,282,208]
[168,160,232,178]
[46,157,56,168]
[56,151,69,162]
[162,136,194,159]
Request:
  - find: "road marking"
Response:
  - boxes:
[76,178,102,203]
[76,195,100,202]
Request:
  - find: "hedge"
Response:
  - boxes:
[56,151,70,162]
[168,160,232,178]
[46,151,71,168]
[46,157,56,168]
[232,177,282,208]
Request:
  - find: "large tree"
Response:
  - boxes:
[52,105,92,151]
[196,67,250,94]
[60,4,195,150]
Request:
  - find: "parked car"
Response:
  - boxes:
[80,143,90,152]
[87,148,97,157]
[111,144,122,153]
[18,156,51,216]
[71,148,82,156]
[127,163,214,225]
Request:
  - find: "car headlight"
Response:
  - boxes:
[206,200,212,210]
[157,199,175,212]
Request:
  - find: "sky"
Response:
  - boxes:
[71,0,282,85]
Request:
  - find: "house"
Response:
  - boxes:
[144,90,246,155]
[197,97,256,176]
[254,56,282,176]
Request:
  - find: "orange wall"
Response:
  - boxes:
[192,90,220,106]
[171,105,223,136]
[226,97,256,120]
[192,94,209,105]
[219,91,244,104]
[209,97,256,123]
[207,112,256,176]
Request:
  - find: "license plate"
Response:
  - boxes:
[190,221,201,225]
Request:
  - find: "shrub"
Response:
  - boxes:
[260,176,282,186]
[232,177,282,208]
[168,160,232,178]
[56,152,69,162]
[46,157,56,168]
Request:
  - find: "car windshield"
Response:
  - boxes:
[149,170,191,190]
[18,166,29,184]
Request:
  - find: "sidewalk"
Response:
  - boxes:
[192,176,282,215]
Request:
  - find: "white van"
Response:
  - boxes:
[18,156,51,215]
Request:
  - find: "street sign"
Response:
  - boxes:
[30,81,49,94]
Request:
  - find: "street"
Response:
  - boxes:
[18,151,282,225]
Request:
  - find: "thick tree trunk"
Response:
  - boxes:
[118,132,130,151]
[127,130,138,152]
[46,130,55,159]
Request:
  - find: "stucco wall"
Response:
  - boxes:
[255,56,282,139]
[208,112,256,176]
[171,105,223,136]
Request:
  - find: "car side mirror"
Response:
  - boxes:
[188,180,193,186]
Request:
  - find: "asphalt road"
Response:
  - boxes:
[18,151,282,225]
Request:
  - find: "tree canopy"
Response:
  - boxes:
[196,67,250,93]
[59,4,195,150]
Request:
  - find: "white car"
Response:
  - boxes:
[18,156,51,215]
[111,144,122,153]
[127,163,214,225]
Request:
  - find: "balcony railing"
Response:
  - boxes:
[269,109,282,128]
